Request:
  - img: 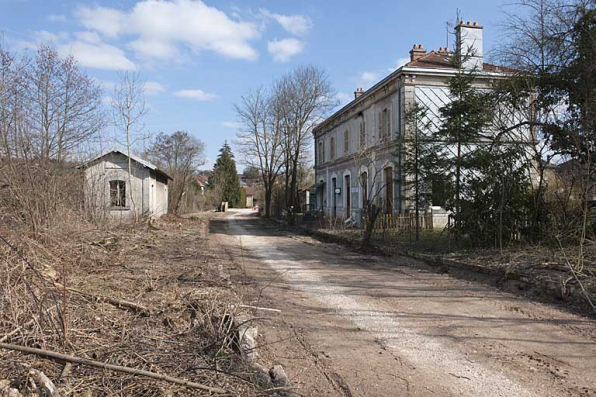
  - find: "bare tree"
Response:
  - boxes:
[0,45,104,231]
[112,71,147,220]
[29,46,104,163]
[348,138,392,249]
[144,131,206,215]
[274,66,337,212]
[235,86,285,217]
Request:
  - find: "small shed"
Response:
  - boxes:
[81,149,172,219]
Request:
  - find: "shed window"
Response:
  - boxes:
[110,180,126,208]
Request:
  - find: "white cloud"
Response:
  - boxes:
[75,6,125,38]
[267,38,305,62]
[335,92,353,105]
[174,89,218,101]
[75,0,260,61]
[34,30,67,44]
[47,14,67,23]
[58,32,136,71]
[260,9,313,36]
[144,81,166,96]
[358,71,380,87]
[222,121,241,129]
[92,77,115,91]
[388,57,410,72]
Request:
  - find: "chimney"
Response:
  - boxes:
[354,87,364,99]
[438,46,450,56]
[409,44,426,62]
[455,20,483,71]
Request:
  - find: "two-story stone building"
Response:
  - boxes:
[312,21,527,226]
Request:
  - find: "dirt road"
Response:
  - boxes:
[211,209,596,397]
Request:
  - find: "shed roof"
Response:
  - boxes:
[82,149,173,180]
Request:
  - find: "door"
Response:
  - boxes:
[332,178,337,218]
[385,167,393,214]
[345,175,351,218]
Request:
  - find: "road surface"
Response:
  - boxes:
[211,209,596,397]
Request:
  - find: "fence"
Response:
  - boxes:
[364,213,434,236]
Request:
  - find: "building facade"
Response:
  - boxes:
[313,21,529,226]
[83,150,172,219]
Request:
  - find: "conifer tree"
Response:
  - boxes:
[211,142,242,207]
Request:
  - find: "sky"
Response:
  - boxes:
[1,0,521,170]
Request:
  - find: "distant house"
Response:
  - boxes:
[245,186,256,208]
[81,149,172,219]
[196,175,210,195]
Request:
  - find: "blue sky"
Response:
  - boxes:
[1,0,517,170]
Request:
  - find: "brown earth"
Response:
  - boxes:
[212,209,596,397]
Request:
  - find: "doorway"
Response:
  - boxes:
[332,177,337,218]
[345,174,351,218]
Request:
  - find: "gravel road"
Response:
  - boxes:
[211,209,596,397]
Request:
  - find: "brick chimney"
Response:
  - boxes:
[438,46,450,56]
[354,87,364,99]
[409,44,426,62]
[455,21,483,71]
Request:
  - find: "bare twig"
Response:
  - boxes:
[0,342,227,394]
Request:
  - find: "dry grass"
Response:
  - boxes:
[0,213,263,396]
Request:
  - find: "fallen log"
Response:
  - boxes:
[0,342,226,394]
[55,283,150,315]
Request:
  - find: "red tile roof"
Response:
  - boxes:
[404,50,516,73]
[196,175,209,187]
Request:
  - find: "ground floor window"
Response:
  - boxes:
[384,167,393,214]
[110,180,126,208]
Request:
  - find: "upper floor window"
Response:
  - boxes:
[344,130,350,154]
[359,121,366,148]
[318,141,324,164]
[330,137,336,160]
[109,180,126,208]
[378,108,391,139]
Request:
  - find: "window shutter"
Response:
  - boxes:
[378,112,383,138]
[386,108,391,137]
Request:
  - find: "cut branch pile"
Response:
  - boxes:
[0,215,262,396]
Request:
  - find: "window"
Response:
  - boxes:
[385,108,391,137]
[359,121,366,148]
[361,172,368,207]
[318,141,324,163]
[110,180,126,208]
[344,130,349,154]
[378,108,391,139]
[330,137,336,160]
[384,167,393,214]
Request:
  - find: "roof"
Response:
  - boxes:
[314,51,515,134]
[244,186,255,196]
[196,175,210,187]
[82,149,173,180]
[404,50,516,73]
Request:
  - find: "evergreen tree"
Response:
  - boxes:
[210,142,242,207]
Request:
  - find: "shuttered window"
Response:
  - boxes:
[344,130,349,154]
[386,108,391,137]
[330,137,335,160]
[359,121,365,148]
[318,141,324,163]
